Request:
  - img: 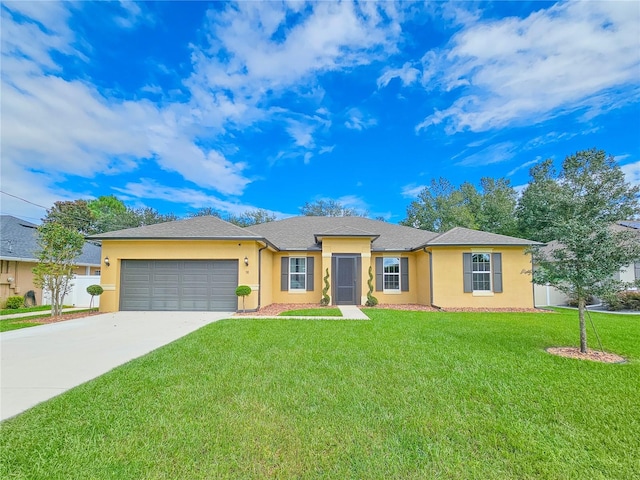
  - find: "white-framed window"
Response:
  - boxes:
[383,257,400,292]
[472,253,491,291]
[289,257,306,290]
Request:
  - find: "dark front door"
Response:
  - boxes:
[332,255,361,305]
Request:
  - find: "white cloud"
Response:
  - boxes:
[377,61,420,88]
[454,141,517,167]
[344,108,378,131]
[416,1,640,133]
[319,145,335,155]
[621,160,640,187]
[113,179,281,217]
[336,195,369,215]
[1,2,252,205]
[507,158,540,177]
[287,122,316,149]
[401,184,426,199]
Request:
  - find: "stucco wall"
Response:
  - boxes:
[98,239,262,312]
[271,251,323,304]
[370,252,421,305]
[321,237,372,305]
[430,246,534,309]
[0,261,42,305]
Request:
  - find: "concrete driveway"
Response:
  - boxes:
[1,311,232,421]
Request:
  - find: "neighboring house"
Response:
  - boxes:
[534,220,640,307]
[0,215,102,305]
[89,216,540,313]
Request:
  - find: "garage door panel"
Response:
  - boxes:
[154,261,180,269]
[120,260,239,311]
[182,274,210,282]
[154,274,180,282]
[123,287,151,295]
[123,274,151,282]
[181,287,210,296]
[151,299,180,310]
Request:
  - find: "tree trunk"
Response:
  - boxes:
[578,296,588,353]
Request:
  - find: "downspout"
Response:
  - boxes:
[423,247,436,308]
[257,244,268,310]
[531,251,537,308]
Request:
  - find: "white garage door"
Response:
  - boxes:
[120,260,239,311]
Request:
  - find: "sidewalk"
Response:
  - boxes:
[0,307,91,320]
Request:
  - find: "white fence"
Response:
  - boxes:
[43,275,102,308]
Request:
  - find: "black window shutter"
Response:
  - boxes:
[375,257,383,291]
[401,257,409,291]
[492,253,503,293]
[635,262,640,281]
[306,257,314,291]
[281,257,289,291]
[463,253,472,293]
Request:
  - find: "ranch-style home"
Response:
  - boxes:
[90,216,540,312]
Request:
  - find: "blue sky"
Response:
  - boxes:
[1,1,639,225]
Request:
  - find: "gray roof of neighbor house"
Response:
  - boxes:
[246,216,439,251]
[618,220,640,230]
[0,215,101,265]
[425,227,542,247]
[88,215,264,241]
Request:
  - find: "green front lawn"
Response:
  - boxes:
[279,307,342,316]
[1,309,638,479]
[0,305,53,316]
[0,320,43,332]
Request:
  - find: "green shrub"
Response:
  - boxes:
[5,296,24,309]
[365,265,378,307]
[566,294,594,307]
[320,268,330,306]
[235,285,251,312]
[86,285,103,296]
[86,284,104,309]
[606,290,640,311]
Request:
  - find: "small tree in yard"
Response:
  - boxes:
[86,284,104,309]
[235,285,251,312]
[33,222,85,316]
[528,149,640,353]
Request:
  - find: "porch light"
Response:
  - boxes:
[104,256,110,266]
[244,256,249,266]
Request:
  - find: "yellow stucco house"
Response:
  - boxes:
[90,216,540,312]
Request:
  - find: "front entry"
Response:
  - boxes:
[332,254,361,305]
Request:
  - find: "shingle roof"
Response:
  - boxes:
[246,216,439,251]
[88,215,263,240]
[618,220,640,230]
[425,227,542,247]
[0,215,101,265]
[87,215,541,251]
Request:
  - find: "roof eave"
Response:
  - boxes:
[88,235,264,241]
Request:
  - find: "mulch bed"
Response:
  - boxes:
[236,303,549,316]
[546,347,626,364]
[15,311,102,325]
[235,304,324,316]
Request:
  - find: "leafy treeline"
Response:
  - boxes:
[43,197,178,236]
[401,177,518,236]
